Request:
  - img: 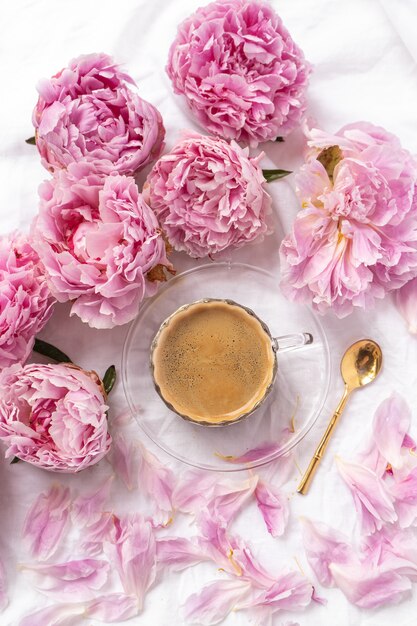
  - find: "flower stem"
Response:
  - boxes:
[262,169,292,182]
[103,365,116,395]
[33,339,72,364]
[25,136,36,145]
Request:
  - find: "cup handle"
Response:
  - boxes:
[272,332,313,353]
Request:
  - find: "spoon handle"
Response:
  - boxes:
[297,385,350,495]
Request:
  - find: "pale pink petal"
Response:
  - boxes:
[109,514,156,608]
[363,526,417,580]
[21,559,109,601]
[156,537,207,571]
[22,485,71,560]
[0,558,7,612]
[183,579,252,625]
[86,593,139,621]
[19,604,85,626]
[391,466,417,528]
[206,474,258,525]
[329,562,412,609]
[138,443,176,516]
[394,277,417,334]
[232,544,276,589]
[301,517,356,587]
[372,394,412,470]
[336,457,397,534]
[72,476,113,527]
[109,434,138,491]
[255,480,289,538]
[81,512,115,556]
[312,587,328,605]
[217,442,282,464]
[173,470,218,514]
[247,571,313,612]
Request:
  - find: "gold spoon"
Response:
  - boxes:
[297,339,383,495]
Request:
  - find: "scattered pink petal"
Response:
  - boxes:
[86,593,139,621]
[391,467,417,528]
[301,517,356,586]
[72,476,113,527]
[21,559,109,601]
[19,604,85,626]
[156,537,207,571]
[248,571,313,612]
[372,394,412,470]
[138,443,176,516]
[329,562,412,609]
[22,484,71,560]
[0,558,7,612]
[183,579,252,625]
[206,474,258,525]
[312,587,328,605]
[232,544,276,589]
[363,525,417,580]
[110,514,156,608]
[394,276,417,335]
[173,470,218,514]
[255,480,289,538]
[81,512,115,556]
[217,442,282,464]
[109,434,138,491]
[336,457,397,534]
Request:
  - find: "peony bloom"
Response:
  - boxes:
[0,363,111,472]
[0,232,54,369]
[143,133,271,257]
[32,162,173,329]
[166,0,311,146]
[280,122,417,317]
[33,52,165,175]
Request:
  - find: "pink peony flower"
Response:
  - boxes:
[280,122,417,316]
[32,162,173,329]
[0,362,111,472]
[143,133,271,257]
[0,232,54,369]
[33,52,165,175]
[167,0,311,146]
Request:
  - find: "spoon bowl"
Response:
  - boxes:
[341,339,383,390]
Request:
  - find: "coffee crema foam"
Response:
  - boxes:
[151,300,275,424]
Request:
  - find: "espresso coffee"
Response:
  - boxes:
[151,300,276,424]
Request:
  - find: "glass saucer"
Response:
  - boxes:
[122,262,330,472]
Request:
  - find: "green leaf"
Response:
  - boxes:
[262,169,292,183]
[10,456,21,464]
[103,365,116,395]
[25,136,36,145]
[317,145,342,182]
[275,136,284,142]
[33,338,72,364]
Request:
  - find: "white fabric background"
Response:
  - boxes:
[1,0,417,624]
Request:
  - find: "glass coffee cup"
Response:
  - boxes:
[150,298,313,427]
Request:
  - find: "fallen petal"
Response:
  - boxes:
[156,537,207,571]
[81,512,115,556]
[22,484,71,560]
[336,457,397,534]
[109,434,138,491]
[394,277,417,335]
[372,394,412,470]
[183,579,252,625]
[247,571,313,612]
[301,517,356,586]
[19,603,85,626]
[86,593,139,621]
[72,476,113,527]
[138,443,176,516]
[173,470,218,514]
[255,480,289,537]
[206,474,258,525]
[21,558,109,601]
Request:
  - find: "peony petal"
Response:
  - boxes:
[81,512,115,556]
[336,457,397,534]
[173,470,218,514]
[183,579,252,625]
[394,277,417,334]
[22,484,71,560]
[255,480,289,538]
[247,571,313,612]
[156,537,207,571]
[329,562,412,609]
[390,467,417,528]
[86,593,139,621]
[301,517,356,587]
[109,514,156,609]
[0,558,7,612]
[21,558,109,601]
[138,443,176,518]
[19,604,85,626]
[372,393,412,470]
[72,476,113,527]
[205,474,258,525]
[109,434,138,491]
